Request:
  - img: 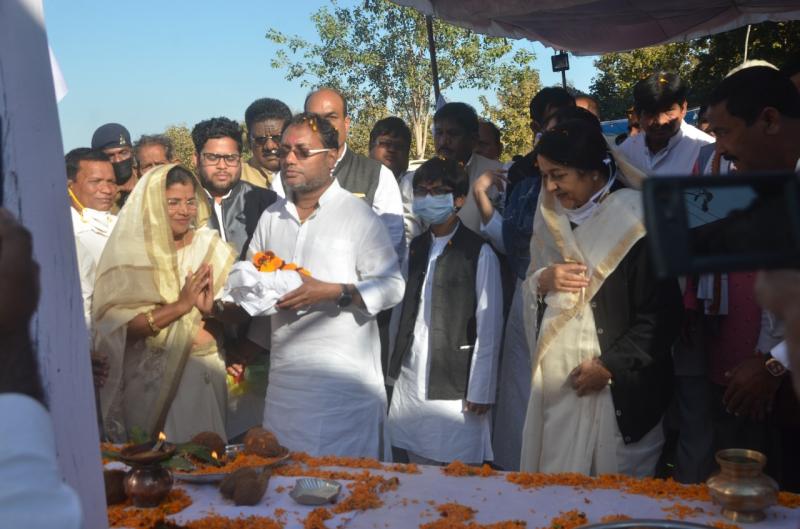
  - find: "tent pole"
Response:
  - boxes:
[743,24,752,62]
[426,15,442,103]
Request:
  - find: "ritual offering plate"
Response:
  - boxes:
[173,444,290,484]
[289,478,342,505]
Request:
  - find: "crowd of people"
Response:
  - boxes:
[58,58,800,493]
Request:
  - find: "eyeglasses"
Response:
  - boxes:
[201,152,241,166]
[166,198,198,210]
[276,146,333,160]
[413,185,454,197]
[251,134,282,147]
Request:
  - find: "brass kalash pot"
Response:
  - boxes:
[706,448,778,522]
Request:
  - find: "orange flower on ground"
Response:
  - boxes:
[661,503,704,520]
[420,501,526,529]
[442,461,497,477]
[709,522,742,529]
[303,507,332,529]
[189,452,287,475]
[107,488,192,528]
[183,514,284,529]
[599,515,631,523]
[539,509,588,529]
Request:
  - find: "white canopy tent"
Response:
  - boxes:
[389,0,800,55]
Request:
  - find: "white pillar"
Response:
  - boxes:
[0,1,107,528]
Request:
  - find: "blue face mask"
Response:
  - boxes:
[413,193,456,226]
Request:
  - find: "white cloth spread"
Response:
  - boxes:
[222,262,303,316]
[247,179,404,458]
[387,229,502,464]
[0,394,82,529]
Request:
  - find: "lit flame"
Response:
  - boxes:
[211,451,219,460]
[158,432,166,442]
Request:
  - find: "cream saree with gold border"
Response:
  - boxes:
[93,164,235,442]
[520,182,647,474]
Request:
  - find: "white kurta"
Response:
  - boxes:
[0,394,82,529]
[247,180,405,458]
[70,207,116,330]
[617,120,714,176]
[481,211,530,471]
[387,229,503,464]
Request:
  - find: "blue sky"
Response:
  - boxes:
[44,0,600,151]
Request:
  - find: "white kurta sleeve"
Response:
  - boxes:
[372,164,406,262]
[771,341,790,370]
[479,210,506,255]
[399,171,425,246]
[0,394,82,529]
[353,211,406,317]
[75,239,96,331]
[246,203,274,260]
[465,244,503,404]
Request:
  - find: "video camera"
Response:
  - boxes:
[643,172,800,278]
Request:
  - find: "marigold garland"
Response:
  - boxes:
[252,251,310,276]
[107,488,192,528]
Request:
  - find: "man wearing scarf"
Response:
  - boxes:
[91,123,137,211]
[65,148,118,330]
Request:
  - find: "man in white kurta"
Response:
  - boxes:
[387,223,502,464]
[247,114,404,458]
[66,148,118,328]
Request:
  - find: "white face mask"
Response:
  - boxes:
[80,207,115,236]
[561,172,616,226]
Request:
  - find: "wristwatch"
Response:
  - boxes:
[337,284,353,308]
[764,352,787,377]
[204,299,225,320]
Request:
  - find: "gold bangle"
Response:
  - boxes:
[145,310,162,335]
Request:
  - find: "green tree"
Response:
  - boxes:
[267,0,528,159]
[163,125,196,169]
[479,48,541,160]
[590,21,800,120]
[590,43,696,120]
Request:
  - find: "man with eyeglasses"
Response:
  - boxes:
[191,117,277,260]
[246,113,404,457]
[242,98,292,190]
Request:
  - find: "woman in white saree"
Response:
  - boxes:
[94,164,235,443]
[520,117,683,477]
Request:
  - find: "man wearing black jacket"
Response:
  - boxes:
[192,117,277,260]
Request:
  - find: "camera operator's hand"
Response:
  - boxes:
[722,355,782,421]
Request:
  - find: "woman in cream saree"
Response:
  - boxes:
[520,117,683,477]
[94,164,235,443]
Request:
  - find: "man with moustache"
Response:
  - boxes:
[432,102,503,234]
[302,88,405,261]
[91,123,138,211]
[65,148,118,330]
[247,113,404,457]
[191,117,277,259]
[618,72,713,176]
[242,98,292,190]
[133,134,174,176]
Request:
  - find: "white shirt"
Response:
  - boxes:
[458,153,504,233]
[70,207,116,330]
[618,120,714,176]
[247,179,405,457]
[204,188,233,242]
[0,394,82,529]
[399,170,425,247]
[272,144,406,262]
[387,228,503,464]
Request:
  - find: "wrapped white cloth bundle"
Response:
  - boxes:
[221,261,303,316]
